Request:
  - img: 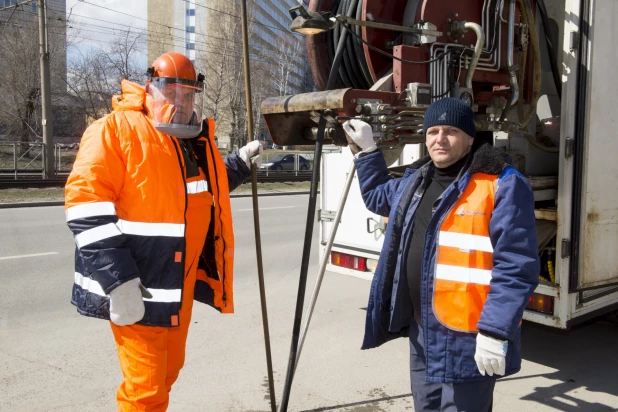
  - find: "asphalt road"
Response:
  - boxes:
[1,197,617,411]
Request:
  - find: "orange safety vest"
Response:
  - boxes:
[433,172,498,332]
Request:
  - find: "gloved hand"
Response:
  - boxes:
[342,119,377,157]
[109,278,145,326]
[474,333,508,376]
[239,140,263,169]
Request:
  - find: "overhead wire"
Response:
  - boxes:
[3,8,309,102]
[26,3,300,61]
[12,7,305,68]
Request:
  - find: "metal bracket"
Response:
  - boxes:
[565,137,575,158]
[366,217,387,235]
[318,209,336,222]
[561,239,571,258]
[569,31,580,52]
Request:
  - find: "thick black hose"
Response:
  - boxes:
[332,0,353,88]
[339,0,363,88]
[325,0,341,86]
[536,0,562,99]
[277,2,357,410]
[354,0,373,87]
[342,0,369,89]
[327,0,370,89]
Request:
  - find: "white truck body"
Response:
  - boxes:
[319,0,618,328]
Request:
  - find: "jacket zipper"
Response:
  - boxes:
[423,180,466,337]
[171,138,189,313]
[204,138,227,306]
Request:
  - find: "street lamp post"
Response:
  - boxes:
[38,0,54,178]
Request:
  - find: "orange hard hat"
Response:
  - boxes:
[149,52,197,81]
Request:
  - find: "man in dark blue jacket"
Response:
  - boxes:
[343,98,540,411]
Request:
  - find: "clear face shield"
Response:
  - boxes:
[148,77,205,138]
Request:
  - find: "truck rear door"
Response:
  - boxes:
[569,0,618,291]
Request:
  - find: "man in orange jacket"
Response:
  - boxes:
[65,52,262,411]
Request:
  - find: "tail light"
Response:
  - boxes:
[526,293,554,314]
[331,252,367,271]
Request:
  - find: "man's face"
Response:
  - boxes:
[425,125,474,168]
[161,84,195,125]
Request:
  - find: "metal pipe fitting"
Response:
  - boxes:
[463,22,486,89]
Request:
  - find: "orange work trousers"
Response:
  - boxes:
[110,173,212,412]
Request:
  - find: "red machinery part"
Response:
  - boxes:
[306,0,534,104]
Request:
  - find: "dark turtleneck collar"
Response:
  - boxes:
[433,152,470,180]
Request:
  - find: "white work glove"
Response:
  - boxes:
[109,278,145,326]
[474,333,508,377]
[239,140,263,168]
[342,119,377,157]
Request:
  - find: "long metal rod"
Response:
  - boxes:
[278,6,356,410]
[499,0,519,123]
[295,162,356,369]
[239,1,276,411]
[339,16,443,37]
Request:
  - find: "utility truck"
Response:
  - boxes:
[261,0,618,329]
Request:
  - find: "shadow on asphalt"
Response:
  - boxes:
[299,393,412,412]
[507,319,618,411]
[297,319,618,412]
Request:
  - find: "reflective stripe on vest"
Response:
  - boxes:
[433,173,498,332]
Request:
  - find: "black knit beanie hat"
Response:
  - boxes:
[422,98,476,138]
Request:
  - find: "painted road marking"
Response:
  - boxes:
[0,252,59,261]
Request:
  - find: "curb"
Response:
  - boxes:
[0,201,65,209]
[0,191,313,209]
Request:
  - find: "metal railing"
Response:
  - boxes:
[0,143,315,180]
[0,142,45,178]
[0,142,77,178]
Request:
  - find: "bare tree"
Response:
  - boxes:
[66,29,145,122]
[0,15,66,155]
[194,0,251,151]
[265,36,305,97]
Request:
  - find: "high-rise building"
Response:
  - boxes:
[249,0,307,95]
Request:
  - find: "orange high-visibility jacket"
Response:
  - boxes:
[65,80,249,326]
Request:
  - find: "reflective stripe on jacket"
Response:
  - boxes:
[355,144,540,383]
[65,80,249,326]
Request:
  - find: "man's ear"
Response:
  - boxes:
[468,136,474,147]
